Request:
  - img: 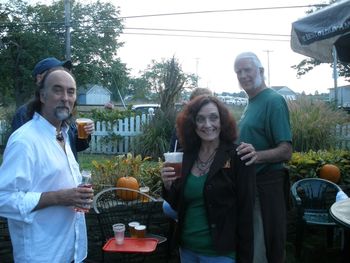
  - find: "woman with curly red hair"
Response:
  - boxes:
[161,95,256,263]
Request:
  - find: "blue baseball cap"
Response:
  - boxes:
[32,57,72,78]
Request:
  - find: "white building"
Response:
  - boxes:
[77,84,112,105]
[329,85,350,108]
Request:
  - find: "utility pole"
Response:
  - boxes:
[195,58,199,87]
[64,0,71,60]
[263,50,273,87]
[332,46,338,107]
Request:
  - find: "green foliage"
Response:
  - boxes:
[90,153,162,195]
[82,107,134,123]
[0,0,128,106]
[141,56,197,113]
[132,56,196,159]
[0,105,14,146]
[288,96,349,152]
[127,77,153,101]
[287,150,350,185]
[134,110,175,160]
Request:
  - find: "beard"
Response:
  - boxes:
[238,72,263,90]
[253,72,263,89]
[54,106,70,121]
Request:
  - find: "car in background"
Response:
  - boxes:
[131,104,160,115]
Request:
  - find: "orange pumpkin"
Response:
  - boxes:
[116,176,139,201]
[319,164,341,183]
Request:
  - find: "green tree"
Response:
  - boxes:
[135,56,197,159]
[141,56,197,113]
[0,0,128,106]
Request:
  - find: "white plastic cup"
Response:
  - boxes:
[75,170,92,213]
[164,152,183,178]
[113,223,126,245]
[336,190,349,202]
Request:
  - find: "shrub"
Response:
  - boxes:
[288,97,349,152]
[91,153,163,196]
[80,107,135,123]
[286,149,350,185]
[134,110,175,160]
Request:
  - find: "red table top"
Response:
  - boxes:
[103,237,158,253]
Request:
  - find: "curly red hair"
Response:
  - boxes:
[176,95,238,152]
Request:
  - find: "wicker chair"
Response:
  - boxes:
[290,178,342,257]
[0,217,12,263]
[93,187,164,262]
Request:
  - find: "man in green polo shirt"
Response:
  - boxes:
[234,52,292,263]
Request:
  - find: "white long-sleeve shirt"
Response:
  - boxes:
[0,113,87,263]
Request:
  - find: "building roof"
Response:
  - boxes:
[78,84,112,95]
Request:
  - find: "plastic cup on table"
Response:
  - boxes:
[134,225,146,238]
[113,223,126,245]
[128,221,140,238]
[139,186,150,202]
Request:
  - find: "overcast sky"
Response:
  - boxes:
[115,0,350,95]
[17,0,350,94]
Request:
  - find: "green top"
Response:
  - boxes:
[238,88,292,174]
[181,172,235,258]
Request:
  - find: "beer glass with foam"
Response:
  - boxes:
[75,118,93,139]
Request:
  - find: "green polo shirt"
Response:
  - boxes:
[238,88,292,174]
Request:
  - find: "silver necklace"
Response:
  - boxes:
[195,149,217,175]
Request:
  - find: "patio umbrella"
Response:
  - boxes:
[291,0,350,63]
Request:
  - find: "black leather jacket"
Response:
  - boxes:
[163,142,255,263]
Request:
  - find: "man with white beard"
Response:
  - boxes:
[234,52,292,263]
[0,68,93,262]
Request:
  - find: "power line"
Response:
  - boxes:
[0,4,326,27]
[122,32,289,42]
[120,4,327,19]
[124,27,290,37]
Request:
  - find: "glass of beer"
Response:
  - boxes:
[134,225,146,238]
[128,221,140,238]
[75,170,93,213]
[139,186,150,202]
[76,118,93,139]
[164,152,183,178]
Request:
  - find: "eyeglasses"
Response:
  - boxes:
[195,113,220,124]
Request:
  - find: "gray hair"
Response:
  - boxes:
[234,52,263,70]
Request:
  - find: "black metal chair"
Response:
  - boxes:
[93,187,165,262]
[290,178,342,257]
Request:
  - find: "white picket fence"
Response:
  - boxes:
[334,123,350,149]
[1,117,350,154]
[89,114,150,154]
[0,114,152,154]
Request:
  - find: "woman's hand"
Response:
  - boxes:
[161,163,179,190]
[236,142,258,166]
